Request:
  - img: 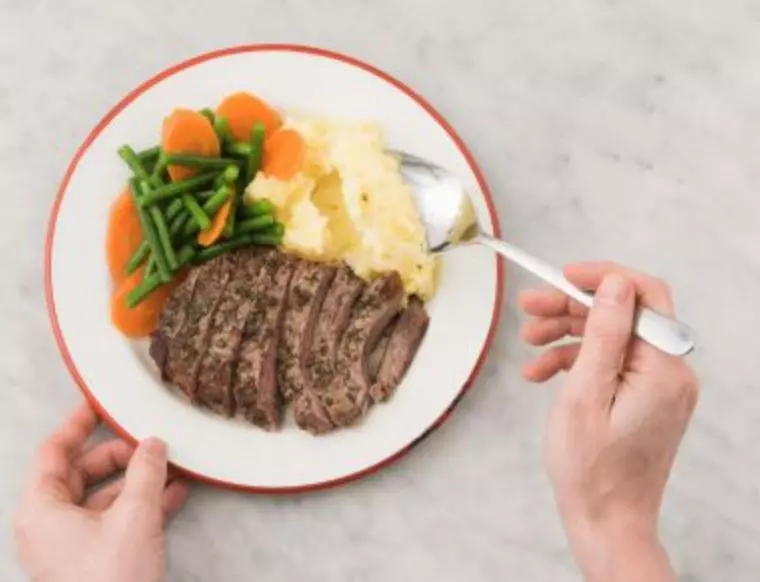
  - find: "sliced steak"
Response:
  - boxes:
[370,297,430,402]
[162,255,236,402]
[278,261,337,403]
[232,253,295,430]
[367,318,396,381]
[149,268,202,379]
[322,272,405,427]
[309,265,365,390]
[195,249,264,416]
[294,265,365,434]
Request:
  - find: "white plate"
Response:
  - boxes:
[45,45,504,492]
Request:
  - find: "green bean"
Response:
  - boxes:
[140,173,217,206]
[130,179,171,282]
[124,242,150,275]
[137,146,161,162]
[164,154,242,170]
[125,246,196,308]
[226,141,252,157]
[249,231,283,246]
[203,185,231,216]
[165,198,184,221]
[237,214,275,234]
[169,211,190,239]
[118,145,151,181]
[145,256,156,277]
[181,194,211,230]
[126,273,162,308]
[246,122,266,185]
[192,236,254,264]
[214,116,230,142]
[149,151,168,188]
[148,205,178,272]
[199,108,215,125]
[240,199,273,218]
[214,164,240,188]
[263,222,285,238]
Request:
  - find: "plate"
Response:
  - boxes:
[45,45,504,492]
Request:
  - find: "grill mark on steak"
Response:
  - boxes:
[195,248,264,416]
[164,255,237,402]
[232,253,295,430]
[149,268,202,380]
[278,261,337,403]
[370,296,430,403]
[323,272,405,427]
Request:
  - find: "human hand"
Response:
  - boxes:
[519,263,699,582]
[14,402,189,582]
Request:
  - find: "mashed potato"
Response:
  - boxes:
[244,112,436,299]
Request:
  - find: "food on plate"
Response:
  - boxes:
[149,248,429,434]
[106,91,433,433]
[245,113,436,299]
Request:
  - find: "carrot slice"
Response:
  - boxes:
[106,187,144,286]
[216,92,281,142]
[110,267,182,338]
[262,129,306,180]
[198,199,233,247]
[162,109,220,182]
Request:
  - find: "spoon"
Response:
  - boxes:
[395,151,695,357]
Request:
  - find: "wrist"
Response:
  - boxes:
[562,512,675,582]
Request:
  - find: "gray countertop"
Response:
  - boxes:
[2,1,759,580]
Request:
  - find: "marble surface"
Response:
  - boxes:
[2,0,759,580]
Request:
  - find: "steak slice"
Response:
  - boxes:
[309,265,365,390]
[163,255,237,402]
[370,297,430,402]
[367,318,396,381]
[322,272,405,427]
[195,248,264,416]
[294,265,365,434]
[232,253,295,430]
[277,261,337,403]
[149,268,202,379]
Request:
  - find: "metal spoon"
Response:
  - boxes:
[395,151,695,357]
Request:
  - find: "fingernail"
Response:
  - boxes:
[596,274,631,306]
[141,437,166,457]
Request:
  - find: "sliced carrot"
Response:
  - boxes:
[106,187,144,286]
[262,129,306,180]
[162,108,220,182]
[110,267,182,338]
[198,198,233,247]
[216,92,281,142]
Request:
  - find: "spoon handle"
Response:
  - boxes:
[477,235,695,357]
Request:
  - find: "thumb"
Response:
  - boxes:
[116,437,168,509]
[572,274,635,399]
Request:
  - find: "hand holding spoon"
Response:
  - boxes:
[396,151,695,357]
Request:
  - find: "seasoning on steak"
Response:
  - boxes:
[277,261,337,402]
[370,296,430,402]
[322,272,405,427]
[195,248,264,416]
[149,268,202,380]
[232,253,295,430]
[160,255,236,402]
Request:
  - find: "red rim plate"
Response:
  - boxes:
[44,44,505,494]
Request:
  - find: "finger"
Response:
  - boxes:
[163,480,190,520]
[518,289,589,318]
[522,343,581,382]
[48,402,99,457]
[84,479,124,511]
[521,316,586,346]
[115,438,168,509]
[564,262,675,316]
[30,403,99,500]
[571,274,635,404]
[75,440,135,486]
